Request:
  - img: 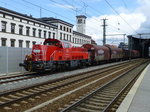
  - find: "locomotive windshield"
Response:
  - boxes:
[44,39,63,48]
[44,41,58,46]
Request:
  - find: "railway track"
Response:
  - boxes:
[61,61,149,112]
[0,59,147,112]
[0,60,133,85]
[0,72,37,84]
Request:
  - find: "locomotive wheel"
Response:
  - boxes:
[27,62,33,72]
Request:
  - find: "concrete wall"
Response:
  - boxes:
[0,47,31,76]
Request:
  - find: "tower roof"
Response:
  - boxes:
[76,15,87,19]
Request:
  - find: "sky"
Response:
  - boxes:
[0,0,149,45]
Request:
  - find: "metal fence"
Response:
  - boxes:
[0,47,31,76]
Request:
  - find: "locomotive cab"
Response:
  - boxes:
[44,39,63,48]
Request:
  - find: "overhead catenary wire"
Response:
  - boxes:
[121,0,128,8]
[0,0,133,44]
[63,0,127,34]
[22,0,75,23]
[0,0,30,15]
[104,0,138,34]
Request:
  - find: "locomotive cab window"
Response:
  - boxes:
[44,40,62,48]
[63,42,72,48]
[44,41,57,46]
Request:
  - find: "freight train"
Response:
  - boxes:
[19,38,140,72]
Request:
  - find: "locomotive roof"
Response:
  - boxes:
[44,39,71,44]
[44,38,61,42]
[44,39,72,48]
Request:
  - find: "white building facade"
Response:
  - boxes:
[0,7,57,48]
[39,17,91,47]
[0,7,91,48]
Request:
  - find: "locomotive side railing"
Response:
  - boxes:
[50,51,56,61]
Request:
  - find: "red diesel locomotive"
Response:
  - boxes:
[20,38,140,72]
[20,39,89,72]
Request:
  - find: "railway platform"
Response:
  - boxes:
[117,63,150,112]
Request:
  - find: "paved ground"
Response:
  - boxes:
[117,64,150,112]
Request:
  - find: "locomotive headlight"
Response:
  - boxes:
[33,49,41,53]
[91,47,94,50]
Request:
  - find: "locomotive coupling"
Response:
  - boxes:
[19,63,26,67]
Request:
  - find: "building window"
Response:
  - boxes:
[44,31,47,38]
[3,14,5,18]
[26,27,30,36]
[70,35,71,42]
[1,21,7,32]
[67,27,68,32]
[60,25,62,30]
[18,40,23,47]
[78,19,82,23]
[48,32,51,38]
[63,34,65,40]
[32,28,36,37]
[1,38,7,46]
[38,30,41,38]
[53,33,55,39]
[32,41,36,45]
[72,37,74,43]
[67,34,68,41]
[19,25,23,35]
[26,41,30,48]
[60,33,62,40]
[77,39,79,43]
[10,39,15,47]
[11,23,15,34]
[70,29,72,33]
[63,26,66,31]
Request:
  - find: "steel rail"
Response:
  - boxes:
[60,61,148,112]
[0,61,138,108]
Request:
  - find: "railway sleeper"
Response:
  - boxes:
[3,106,12,110]
[16,92,26,97]
[21,100,28,104]
[75,106,103,112]
[33,87,44,91]
[1,97,13,101]
[28,89,40,93]
[96,94,115,98]
[85,101,108,106]
[22,91,33,94]
[38,86,49,89]
[89,98,110,104]
[0,100,5,104]
[12,103,20,107]
[80,103,104,110]
[110,107,117,112]
[8,95,20,99]
[100,90,118,94]
[93,95,112,100]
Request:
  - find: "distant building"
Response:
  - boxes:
[73,31,91,47]
[39,17,73,42]
[0,7,91,48]
[0,7,57,48]
[91,39,97,45]
[39,17,91,47]
[76,15,86,34]
[118,42,128,50]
